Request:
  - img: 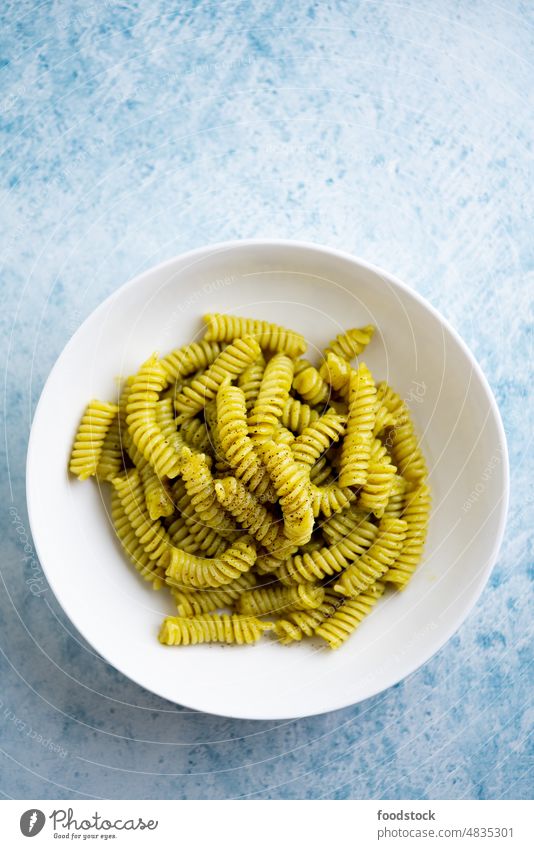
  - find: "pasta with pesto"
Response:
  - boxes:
[69,312,430,649]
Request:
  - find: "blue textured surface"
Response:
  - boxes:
[1,0,532,800]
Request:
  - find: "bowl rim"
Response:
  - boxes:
[26,238,510,719]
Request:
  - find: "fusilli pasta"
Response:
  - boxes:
[159,613,272,646]
[203,313,306,357]
[70,312,430,652]
[338,362,377,488]
[69,400,118,480]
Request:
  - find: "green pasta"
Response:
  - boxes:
[69,313,430,649]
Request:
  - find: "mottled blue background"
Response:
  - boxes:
[1,0,532,800]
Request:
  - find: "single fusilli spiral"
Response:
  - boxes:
[160,340,223,383]
[165,535,257,589]
[203,313,306,357]
[385,416,428,484]
[274,425,296,446]
[309,455,334,486]
[324,325,375,361]
[216,383,275,501]
[69,400,119,480]
[174,336,261,417]
[248,353,295,445]
[373,400,397,436]
[154,398,188,456]
[258,440,314,546]
[159,613,272,646]
[339,362,377,488]
[385,483,431,588]
[315,581,385,649]
[334,517,407,597]
[358,437,397,518]
[377,382,428,482]
[126,354,185,479]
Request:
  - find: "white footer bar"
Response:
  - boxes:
[1,799,532,848]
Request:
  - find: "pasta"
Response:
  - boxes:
[111,489,166,588]
[324,325,375,361]
[292,409,346,467]
[165,535,257,589]
[358,438,397,518]
[69,400,118,480]
[274,590,343,644]
[319,352,351,397]
[160,340,223,383]
[170,478,228,557]
[274,425,296,445]
[382,475,408,519]
[377,382,428,482]
[159,613,273,646]
[309,455,334,486]
[248,353,294,445]
[139,461,174,521]
[315,581,385,649]
[257,440,314,546]
[174,336,261,417]
[70,312,430,650]
[204,400,232,473]
[126,355,182,479]
[292,365,330,405]
[179,446,236,537]
[321,505,376,545]
[96,415,125,482]
[214,476,295,558]
[112,470,174,568]
[237,353,266,410]
[237,582,325,617]
[281,397,320,434]
[180,416,212,453]
[276,516,379,583]
[171,572,257,617]
[385,483,431,588]
[203,313,306,357]
[216,382,275,501]
[334,517,407,597]
[338,362,377,488]
[310,482,356,518]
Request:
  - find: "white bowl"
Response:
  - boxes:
[26,240,509,720]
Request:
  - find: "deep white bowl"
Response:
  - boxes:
[26,240,509,719]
